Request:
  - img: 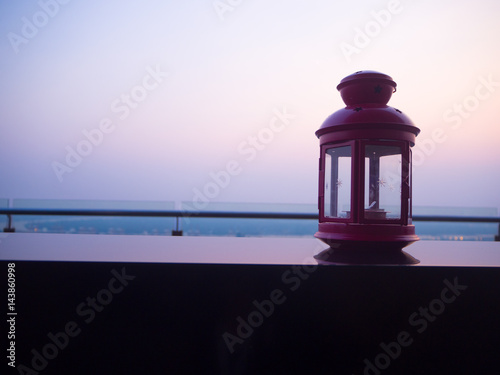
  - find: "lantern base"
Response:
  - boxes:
[314,238,417,252]
[315,222,419,251]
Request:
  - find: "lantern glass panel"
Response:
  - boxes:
[408,148,412,223]
[364,145,402,220]
[324,145,351,219]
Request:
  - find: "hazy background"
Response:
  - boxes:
[1,0,499,212]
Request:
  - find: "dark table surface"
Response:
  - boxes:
[2,233,500,374]
[1,233,499,266]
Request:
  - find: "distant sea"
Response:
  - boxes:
[1,199,498,241]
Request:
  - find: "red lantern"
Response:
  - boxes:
[315,71,420,250]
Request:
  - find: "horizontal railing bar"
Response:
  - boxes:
[0,209,499,223]
[413,215,500,223]
[0,209,317,220]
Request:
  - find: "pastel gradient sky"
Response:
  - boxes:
[1,0,499,211]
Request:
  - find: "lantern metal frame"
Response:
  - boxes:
[315,71,420,251]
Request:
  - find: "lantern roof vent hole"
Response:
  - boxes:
[337,70,397,106]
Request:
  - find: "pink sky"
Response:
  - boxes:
[0,0,499,212]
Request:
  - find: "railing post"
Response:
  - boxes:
[171,216,183,236]
[3,214,15,232]
[495,223,500,242]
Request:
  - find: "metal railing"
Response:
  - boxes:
[1,208,499,240]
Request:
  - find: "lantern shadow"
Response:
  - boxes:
[314,247,420,265]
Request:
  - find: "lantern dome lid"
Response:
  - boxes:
[316,70,420,140]
[337,70,397,106]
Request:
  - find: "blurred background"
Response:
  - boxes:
[0,0,499,228]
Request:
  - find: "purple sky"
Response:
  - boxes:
[1,0,499,212]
